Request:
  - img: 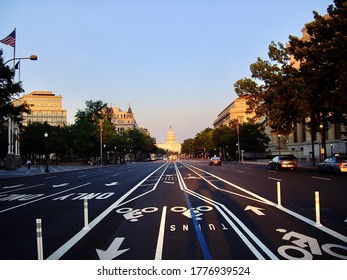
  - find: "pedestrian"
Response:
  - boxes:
[26,159,32,170]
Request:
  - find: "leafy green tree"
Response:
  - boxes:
[125,128,156,161]
[49,125,70,162]
[181,138,194,156]
[238,122,270,158]
[0,50,29,121]
[73,100,107,159]
[21,122,49,157]
[72,113,97,159]
[288,0,347,159]
[211,125,233,158]
[0,49,29,158]
[234,41,306,136]
[194,128,214,157]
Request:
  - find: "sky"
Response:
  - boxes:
[1,0,333,143]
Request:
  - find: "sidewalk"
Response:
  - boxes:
[0,164,97,179]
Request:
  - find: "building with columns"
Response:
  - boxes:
[214,17,347,161]
[214,95,346,161]
[213,96,256,127]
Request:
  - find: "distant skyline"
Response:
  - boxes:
[1,0,332,143]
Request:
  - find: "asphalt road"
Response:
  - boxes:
[0,160,346,260]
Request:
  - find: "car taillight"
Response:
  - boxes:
[338,163,343,167]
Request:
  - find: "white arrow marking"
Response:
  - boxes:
[244,205,265,216]
[163,181,174,184]
[96,237,129,260]
[3,184,24,189]
[105,182,120,186]
[52,183,70,188]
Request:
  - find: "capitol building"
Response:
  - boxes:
[157,126,181,153]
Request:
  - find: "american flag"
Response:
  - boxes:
[0,30,16,47]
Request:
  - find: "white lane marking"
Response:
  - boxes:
[155,206,167,260]
[2,184,24,189]
[312,176,331,181]
[47,163,168,260]
[268,177,282,182]
[0,184,45,195]
[53,183,70,188]
[0,182,91,214]
[184,163,347,244]
[175,163,276,260]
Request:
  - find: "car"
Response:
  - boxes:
[268,155,297,170]
[209,156,221,166]
[318,154,347,174]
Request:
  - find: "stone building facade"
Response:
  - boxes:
[15,90,67,127]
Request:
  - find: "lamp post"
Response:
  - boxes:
[44,132,49,173]
[4,55,38,65]
[236,122,241,162]
[4,54,38,170]
[278,135,282,156]
[114,146,117,164]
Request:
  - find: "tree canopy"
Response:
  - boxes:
[234,0,347,159]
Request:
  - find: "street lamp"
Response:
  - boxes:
[44,132,49,173]
[278,135,282,156]
[4,54,38,171]
[4,55,38,65]
[236,122,241,162]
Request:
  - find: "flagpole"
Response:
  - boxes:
[12,28,17,156]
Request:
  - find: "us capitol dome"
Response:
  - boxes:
[157,126,181,153]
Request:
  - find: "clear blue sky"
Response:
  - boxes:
[1,0,332,143]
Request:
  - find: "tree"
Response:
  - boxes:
[288,0,347,159]
[194,128,214,158]
[238,122,270,158]
[211,125,233,158]
[72,100,108,159]
[234,41,306,136]
[125,128,156,161]
[0,49,29,158]
[0,50,29,121]
[181,138,195,156]
[21,122,49,157]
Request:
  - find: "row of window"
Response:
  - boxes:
[25,112,66,116]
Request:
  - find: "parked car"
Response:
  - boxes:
[318,154,347,174]
[268,155,297,170]
[209,156,222,166]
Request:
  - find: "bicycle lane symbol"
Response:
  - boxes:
[276,228,347,260]
[116,205,213,222]
[116,207,159,222]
